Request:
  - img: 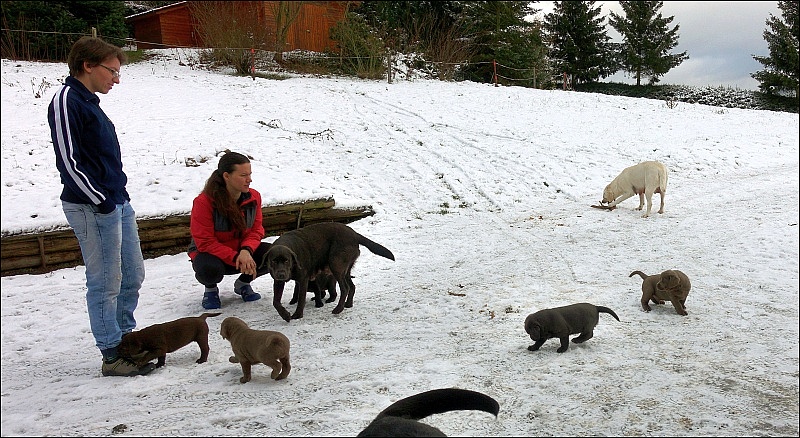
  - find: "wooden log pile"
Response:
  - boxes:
[0,197,374,277]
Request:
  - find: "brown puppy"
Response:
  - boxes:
[261,222,395,322]
[220,316,291,383]
[525,303,620,353]
[358,388,500,437]
[117,312,221,367]
[630,270,691,316]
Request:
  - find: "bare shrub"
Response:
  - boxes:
[189,1,273,75]
[268,1,302,64]
[410,16,475,81]
[329,13,385,79]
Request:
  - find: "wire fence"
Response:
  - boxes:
[3,27,552,88]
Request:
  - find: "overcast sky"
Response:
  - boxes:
[534,1,781,90]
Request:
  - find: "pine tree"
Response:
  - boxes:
[543,1,617,87]
[751,1,799,97]
[459,1,548,87]
[609,1,687,86]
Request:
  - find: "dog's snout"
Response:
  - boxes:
[271,270,290,281]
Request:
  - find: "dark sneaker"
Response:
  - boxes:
[102,357,155,377]
[202,291,221,309]
[234,283,261,302]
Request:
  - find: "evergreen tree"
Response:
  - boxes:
[609,1,687,86]
[752,0,799,97]
[543,1,617,87]
[355,1,464,52]
[1,1,128,61]
[458,1,548,87]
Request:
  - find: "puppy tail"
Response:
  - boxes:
[596,306,621,322]
[358,235,395,261]
[629,270,648,280]
[376,388,499,421]
[199,312,223,319]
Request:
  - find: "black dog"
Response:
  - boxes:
[358,388,500,437]
[290,271,338,308]
[261,222,394,321]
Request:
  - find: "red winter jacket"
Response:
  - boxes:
[187,189,264,266]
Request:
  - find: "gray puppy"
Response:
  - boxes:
[630,270,691,316]
[525,302,620,353]
[357,388,500,437]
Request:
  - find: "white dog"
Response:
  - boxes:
[601,161,668,217]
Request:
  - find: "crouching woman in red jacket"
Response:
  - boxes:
[188,151,271,309]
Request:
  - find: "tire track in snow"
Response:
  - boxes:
[340,87,585,287]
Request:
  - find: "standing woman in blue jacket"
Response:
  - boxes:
[48,36,154,377]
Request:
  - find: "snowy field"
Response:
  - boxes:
[1,50,798,436]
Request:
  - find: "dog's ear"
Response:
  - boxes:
[524,317,539,339]
[287,248,302,271]
[258,248,272,271]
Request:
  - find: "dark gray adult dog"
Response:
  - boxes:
[525,303,620,353]
[357,388,500,437]
[261,222,395,322]
[630,269,691,316]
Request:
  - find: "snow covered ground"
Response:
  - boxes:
[1,50,798,436]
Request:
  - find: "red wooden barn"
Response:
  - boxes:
[126,1,355,52]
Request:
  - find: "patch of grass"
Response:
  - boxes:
[123,50,148,64]
[233,71,292,80]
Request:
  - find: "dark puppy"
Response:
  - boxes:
[220,316,291,383]
[630,270,691,316]
[117,312,221,367]
[261,222,395,321]
[357,388,500,437]
[525,303,619,353]
[289,271,338,308]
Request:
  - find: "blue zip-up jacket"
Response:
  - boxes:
[48,75,129,213]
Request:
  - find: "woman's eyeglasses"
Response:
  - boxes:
[98,64,121,79]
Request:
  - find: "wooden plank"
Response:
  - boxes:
[1,197,374,276]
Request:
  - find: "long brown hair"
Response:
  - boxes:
[202,151,250,233]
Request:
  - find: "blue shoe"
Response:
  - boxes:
[202,291,221,309]
[234,282,261,302]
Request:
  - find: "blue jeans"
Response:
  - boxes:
[62,200,145,356]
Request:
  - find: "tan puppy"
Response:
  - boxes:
[220,316,291,383]
[630,270,691,316]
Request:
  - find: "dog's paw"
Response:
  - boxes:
[277,308,292,322]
